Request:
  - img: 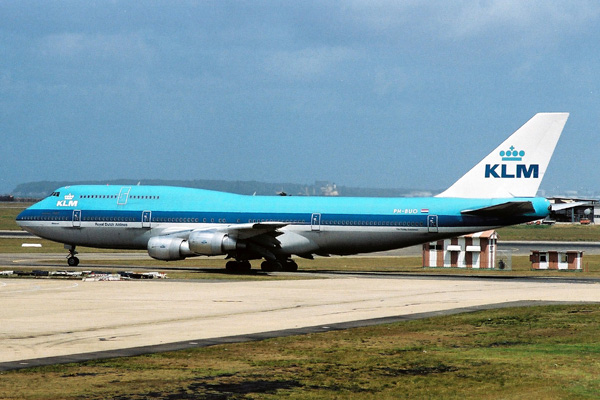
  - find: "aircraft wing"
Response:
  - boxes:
[154,221,288,241]
[461,201,536,218]
[215,222,288,239]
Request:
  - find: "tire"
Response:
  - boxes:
[68,256,79,267]
[241,261,252,272]
[225,261,237,272]
[261,261,282,272]
[285,260,298,272]
[261,261,274,272]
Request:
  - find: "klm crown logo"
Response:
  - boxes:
[500,146,525,161]
[485,145,538,179]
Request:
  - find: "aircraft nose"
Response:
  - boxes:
[15,210,26,227]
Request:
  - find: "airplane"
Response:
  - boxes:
[16,113,569,272]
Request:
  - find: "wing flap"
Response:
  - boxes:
[461,201,535,218]
[157,221,288,242]
[215,221,288,240]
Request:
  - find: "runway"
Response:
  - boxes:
[1,274,600,371]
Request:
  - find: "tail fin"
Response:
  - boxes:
[436,113,569,198]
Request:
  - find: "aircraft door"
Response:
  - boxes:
[427,215,438,233]
[72,210,81,228]
[311,213,321,231]
[142,210,152,228]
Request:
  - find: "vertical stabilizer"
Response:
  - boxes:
[436,113,569,198]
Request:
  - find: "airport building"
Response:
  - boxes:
[530,250,584,270]
[422,230,499,269]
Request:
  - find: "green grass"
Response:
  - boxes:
[0,203,30,230]
[302,255,600,275]
[0,238,144,253]
[2,304,600,399]
[496,223,600,241]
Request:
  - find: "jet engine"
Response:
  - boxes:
[188,231,238,255]
[148,231,238,261]
[147,236,193,261]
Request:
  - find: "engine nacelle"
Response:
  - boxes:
[188,231,237,255]
[276,231,319,254]
[147,236,193,261]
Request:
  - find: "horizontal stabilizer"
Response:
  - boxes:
[461,201,536,218]
[550,202,591,211]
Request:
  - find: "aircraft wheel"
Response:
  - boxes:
[261,261,281,272]
[261,261,273,272]
[226,261,252,273]
[284,260,298,272]
[241,261,252,272]
[67,256,80,267]
[225,261,238,272]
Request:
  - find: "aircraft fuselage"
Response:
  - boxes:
[17,185,549,257]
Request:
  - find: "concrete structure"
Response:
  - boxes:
[423,230,497,269]
[530,250,584,270]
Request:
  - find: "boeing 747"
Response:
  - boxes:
[16,113,569,271]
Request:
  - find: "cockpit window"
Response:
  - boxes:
[50,192,60,197]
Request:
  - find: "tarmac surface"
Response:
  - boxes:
[2,273,600,371]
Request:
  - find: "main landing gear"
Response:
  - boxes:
[260,259,298,272]
[224,259,299,273]
[225,260,252,273]
[65,245,80,267]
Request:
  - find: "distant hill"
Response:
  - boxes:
[11,179,437,199]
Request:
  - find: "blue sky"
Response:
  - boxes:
[1,1,599,195]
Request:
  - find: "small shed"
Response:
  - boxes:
[530,250,583,270]
[423,230,497,269]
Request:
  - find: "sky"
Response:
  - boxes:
[1,1,599,195]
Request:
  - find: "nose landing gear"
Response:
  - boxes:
[65,245,80,267]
